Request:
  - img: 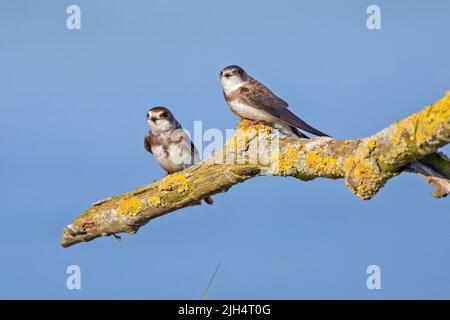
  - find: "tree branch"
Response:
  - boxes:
[61,93,450,247]
[406,153,450,198]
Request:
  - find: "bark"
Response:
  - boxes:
[61,93,450,248]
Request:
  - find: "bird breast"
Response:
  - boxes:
[228,99,274,122]
[151,131,198,173]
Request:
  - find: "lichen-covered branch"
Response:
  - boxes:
[61,93,450,248]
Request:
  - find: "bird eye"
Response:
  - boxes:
[161,112,168,118]
[225,74,231,78]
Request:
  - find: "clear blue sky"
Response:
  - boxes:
[0,0,449,299]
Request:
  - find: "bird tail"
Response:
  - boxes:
[279,108,330,137]
[297,122,330,137]
[203,196,214,205]
[292,127,310,138]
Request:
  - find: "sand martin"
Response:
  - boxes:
[144,107,213,204]
[220,65,329,138]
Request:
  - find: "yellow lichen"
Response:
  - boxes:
[237,119,273,135]
[276,145,300,174]
[235,120,272,145]
[356,183,374,198]
[225,135,239,152]
[148,195,162,207]
[343,156,355,173]
[390,114,418,147]
[366,138,377,154]
[354,161,376,180]
[390,94,450,151]
[343,139,381,199]
[304,147,340,176]
[116,197,143,216]
[159,172,190,193]
[415,95,450,145]
[224,129,253,155]
[223,120,274,165]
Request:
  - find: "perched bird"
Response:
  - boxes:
[144,107,213,204]
[220,65,329,138]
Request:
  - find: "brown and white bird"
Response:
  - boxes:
[144,107,213,204]
[220,65,329,138]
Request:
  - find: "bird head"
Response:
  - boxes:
[146,106,177,133]
[220,65,248,94]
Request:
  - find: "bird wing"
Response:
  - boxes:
[239,79,329,137]
[190,140,200,163]
[144,132,153,154]
[240,78,289,110]
[173,128,200,165]
[183,131,200,164]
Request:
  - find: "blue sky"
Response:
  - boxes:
[0,0,449,299]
